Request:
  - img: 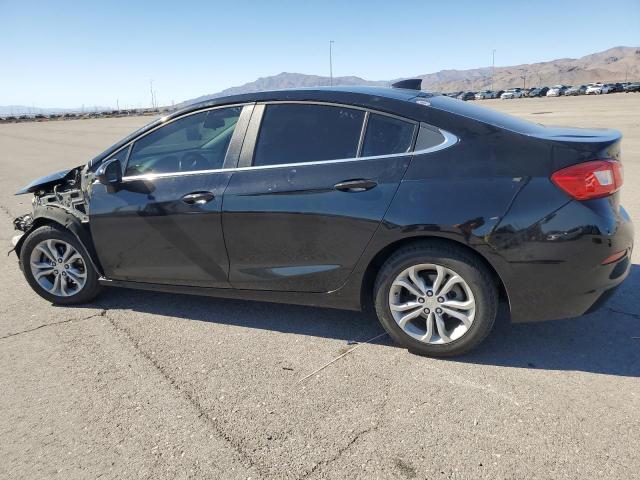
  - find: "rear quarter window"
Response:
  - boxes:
[361,113,416,157]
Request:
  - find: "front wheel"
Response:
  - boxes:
[374,243,498,357]
[20,225,102,304]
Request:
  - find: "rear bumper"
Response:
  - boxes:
[489,195,634,323]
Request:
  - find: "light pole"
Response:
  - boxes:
[149,79,155,109]
[329,40,334,86]
[491,49,496,91]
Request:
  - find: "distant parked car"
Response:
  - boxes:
[528,87,549,97]
[608,83,625,93]
[565,85,587,96]
[445,91,462,98]
[457,91,476,101]
[585,83,611,95]
[494,90,505,98]
[474,90,497,100]
[501,88,524,99]
[623,82,640,92]
[547,85,568,97]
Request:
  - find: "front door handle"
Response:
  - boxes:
[181,191,215,205]
[334,179,378,192]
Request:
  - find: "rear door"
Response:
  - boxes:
[89,104,253,287]
[221,102,418,292]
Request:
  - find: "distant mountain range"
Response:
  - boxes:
[3,46,639,115]
[180,46,639,106]
[414,46,640,93]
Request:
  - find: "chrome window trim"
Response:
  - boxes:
[116,128,458,183]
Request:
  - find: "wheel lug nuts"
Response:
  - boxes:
[418,298,425,304]
[423,308,430,314]
[64,264,69,269]
[53,270,58,275]
[58,258,63,262]
[437,297,445,303]
[62,272,66,276]
[436,308,442,314]
[426,291,433,297]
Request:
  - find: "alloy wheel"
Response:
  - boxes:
[29,239,87,297]
[388,263,476,344]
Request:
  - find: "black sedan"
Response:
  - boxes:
[10,81,634,356]
[624,82,640,92]
[457,91,476,101]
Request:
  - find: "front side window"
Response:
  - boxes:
[361,113,415,157]
[125,106,242,176]
[253,103,364,167]
[106,145,130,166]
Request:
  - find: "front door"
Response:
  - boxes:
[222,103,417,292]
[89,105,251,287]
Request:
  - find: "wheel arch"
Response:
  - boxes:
[15,212,103,275]
[360,235,511,317]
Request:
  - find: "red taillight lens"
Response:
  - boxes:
[551,160,623,200]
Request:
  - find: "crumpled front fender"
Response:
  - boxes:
[10,206,103,275]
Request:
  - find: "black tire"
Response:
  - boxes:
[20,224,102,305]
[374,241,498,357]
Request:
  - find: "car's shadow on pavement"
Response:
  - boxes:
[91,265,640,378]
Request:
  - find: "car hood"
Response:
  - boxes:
[16,166,81,195]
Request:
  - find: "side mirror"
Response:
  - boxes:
[96,159,122,188]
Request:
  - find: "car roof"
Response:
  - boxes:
[188,85,424,110]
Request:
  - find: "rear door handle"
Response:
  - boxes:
[181,191,215,205]
[334,179,378,192]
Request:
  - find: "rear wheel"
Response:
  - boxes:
[20,225,102,304]
[374,242,498,357]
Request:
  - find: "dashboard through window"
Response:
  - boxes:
[253,103,364,167]
[125,106,242,176]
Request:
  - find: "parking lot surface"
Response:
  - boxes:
[1,94,639,479]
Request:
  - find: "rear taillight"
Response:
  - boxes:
[551,159,623,200]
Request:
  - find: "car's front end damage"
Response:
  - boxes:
[10,165,101,272]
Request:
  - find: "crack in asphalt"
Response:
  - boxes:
[0,309,106,340]
[104,313,265,479]
[298,352,401,479]
[607,307,640,321]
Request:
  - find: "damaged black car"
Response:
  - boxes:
[11,82,634,356]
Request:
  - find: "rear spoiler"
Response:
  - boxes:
[392,79,422,91]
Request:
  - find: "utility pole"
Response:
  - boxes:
[519,69,527,89]
[491,49,496,91]
[329,40,334,86]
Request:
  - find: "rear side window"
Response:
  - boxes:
[253,104,364,166]
[361,113,416,157]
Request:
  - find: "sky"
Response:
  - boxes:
[1,0,639,109]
